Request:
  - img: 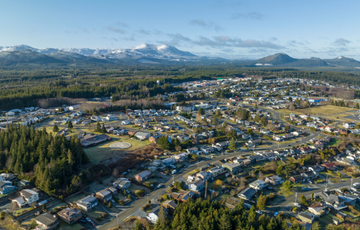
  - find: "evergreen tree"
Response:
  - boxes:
[356,103,360,110]
[53,124,59,132]
[67,120,73,129]
[229,138,236,151]
[96,122,101,132]
[101,124,106,133]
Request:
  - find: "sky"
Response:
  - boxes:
[1,0,359,59]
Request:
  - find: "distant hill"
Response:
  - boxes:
[1,44,360,69]
[324,56,360,67]
[249,53,329,67]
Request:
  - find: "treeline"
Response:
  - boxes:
[152,198,309,230]
[0,125,89,195]
[3,66,360,111]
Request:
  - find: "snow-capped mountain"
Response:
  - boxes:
[0,44,198,61]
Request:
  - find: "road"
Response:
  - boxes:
[99,132,318,229]
[33,107,330,229]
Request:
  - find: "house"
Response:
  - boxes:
[76,195,98,212]
[222,163,242,174]
[208,167,225,177]
[324,195,349,210]
[113,178,131,190]
[186,147,199,154]
[301,171,318,179]
[147,206,167,223]
[249,179,268,190]
[308,202,326,216]
[189,179,205,192]
[35,213,59,230]
[321,163,337,170]
[57,208,82,224]
[265,175,284,185]
[135,170,152,182]
[290,175,306,184]
[162,200,177,212]
[238,187,256,200]
[196,171,211,181]
[171,190,195,202]
[12,189,39,207]
[225,197,243,210]
[272,135,283,142]
[121,120,131,125]
[20,179,29,186]
[297,212,316,223]
[81,134,111,147]
[135,132,151,141]
[95,188,115,201]
[309,165,324,172]
[0,181,16,195]
[343,122,355,129]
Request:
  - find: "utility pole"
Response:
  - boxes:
[205,180,208,199]
[351,178,353,188]
[295,192,297,203]
[172,175,175,185]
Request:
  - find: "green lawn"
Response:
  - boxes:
[13,207,35,216]
[84,135,151,163]
[58,219,84,230]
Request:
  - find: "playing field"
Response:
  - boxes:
[84,135,151,163]
[278,105,356,121]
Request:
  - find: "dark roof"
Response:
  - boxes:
[35,213,57,226]
[136,170,152,179]
[238,187,256,199]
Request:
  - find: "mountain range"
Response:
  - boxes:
[1,44,360,68]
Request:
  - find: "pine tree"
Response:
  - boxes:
[101,124,106,133]
[218,213,232,230]
[68,120,73,129]
[96,122,101,132]
[53,124,59,132]
[229,138,236,151]
[356,103,360,110]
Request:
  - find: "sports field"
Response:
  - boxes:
[84,135,151,162]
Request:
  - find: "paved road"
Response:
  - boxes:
[99,133,318,229]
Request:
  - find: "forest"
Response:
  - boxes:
[149,198,320,230]
[1,66,360,110]
[0,125,89,196]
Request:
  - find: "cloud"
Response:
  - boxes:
[115,21,129,28]
[139,29,151,35]
[332,38,350,46]
[189,19,223,32]
[161,33,282,50]
[107,27,126,34]
[230,12,264,20]
[106,21,129,34]
[192,36,282,49]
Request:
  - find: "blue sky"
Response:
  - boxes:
[1,0,359,59]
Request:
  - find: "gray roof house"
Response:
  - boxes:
[135,132,151,141]
[238,187,256,200]
[76,195,98,212]
[189,179,205,192]
[113,178,131,190]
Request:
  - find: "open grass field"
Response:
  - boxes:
[84,135,151,163]
[278,105,355,118]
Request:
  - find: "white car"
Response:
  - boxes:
[293,202,301,208]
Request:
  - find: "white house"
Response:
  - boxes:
[12,189,39,207]
[69,105,80,111]
[249,179,268,190]
[121,120,131,125]
[135,132,151,141]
